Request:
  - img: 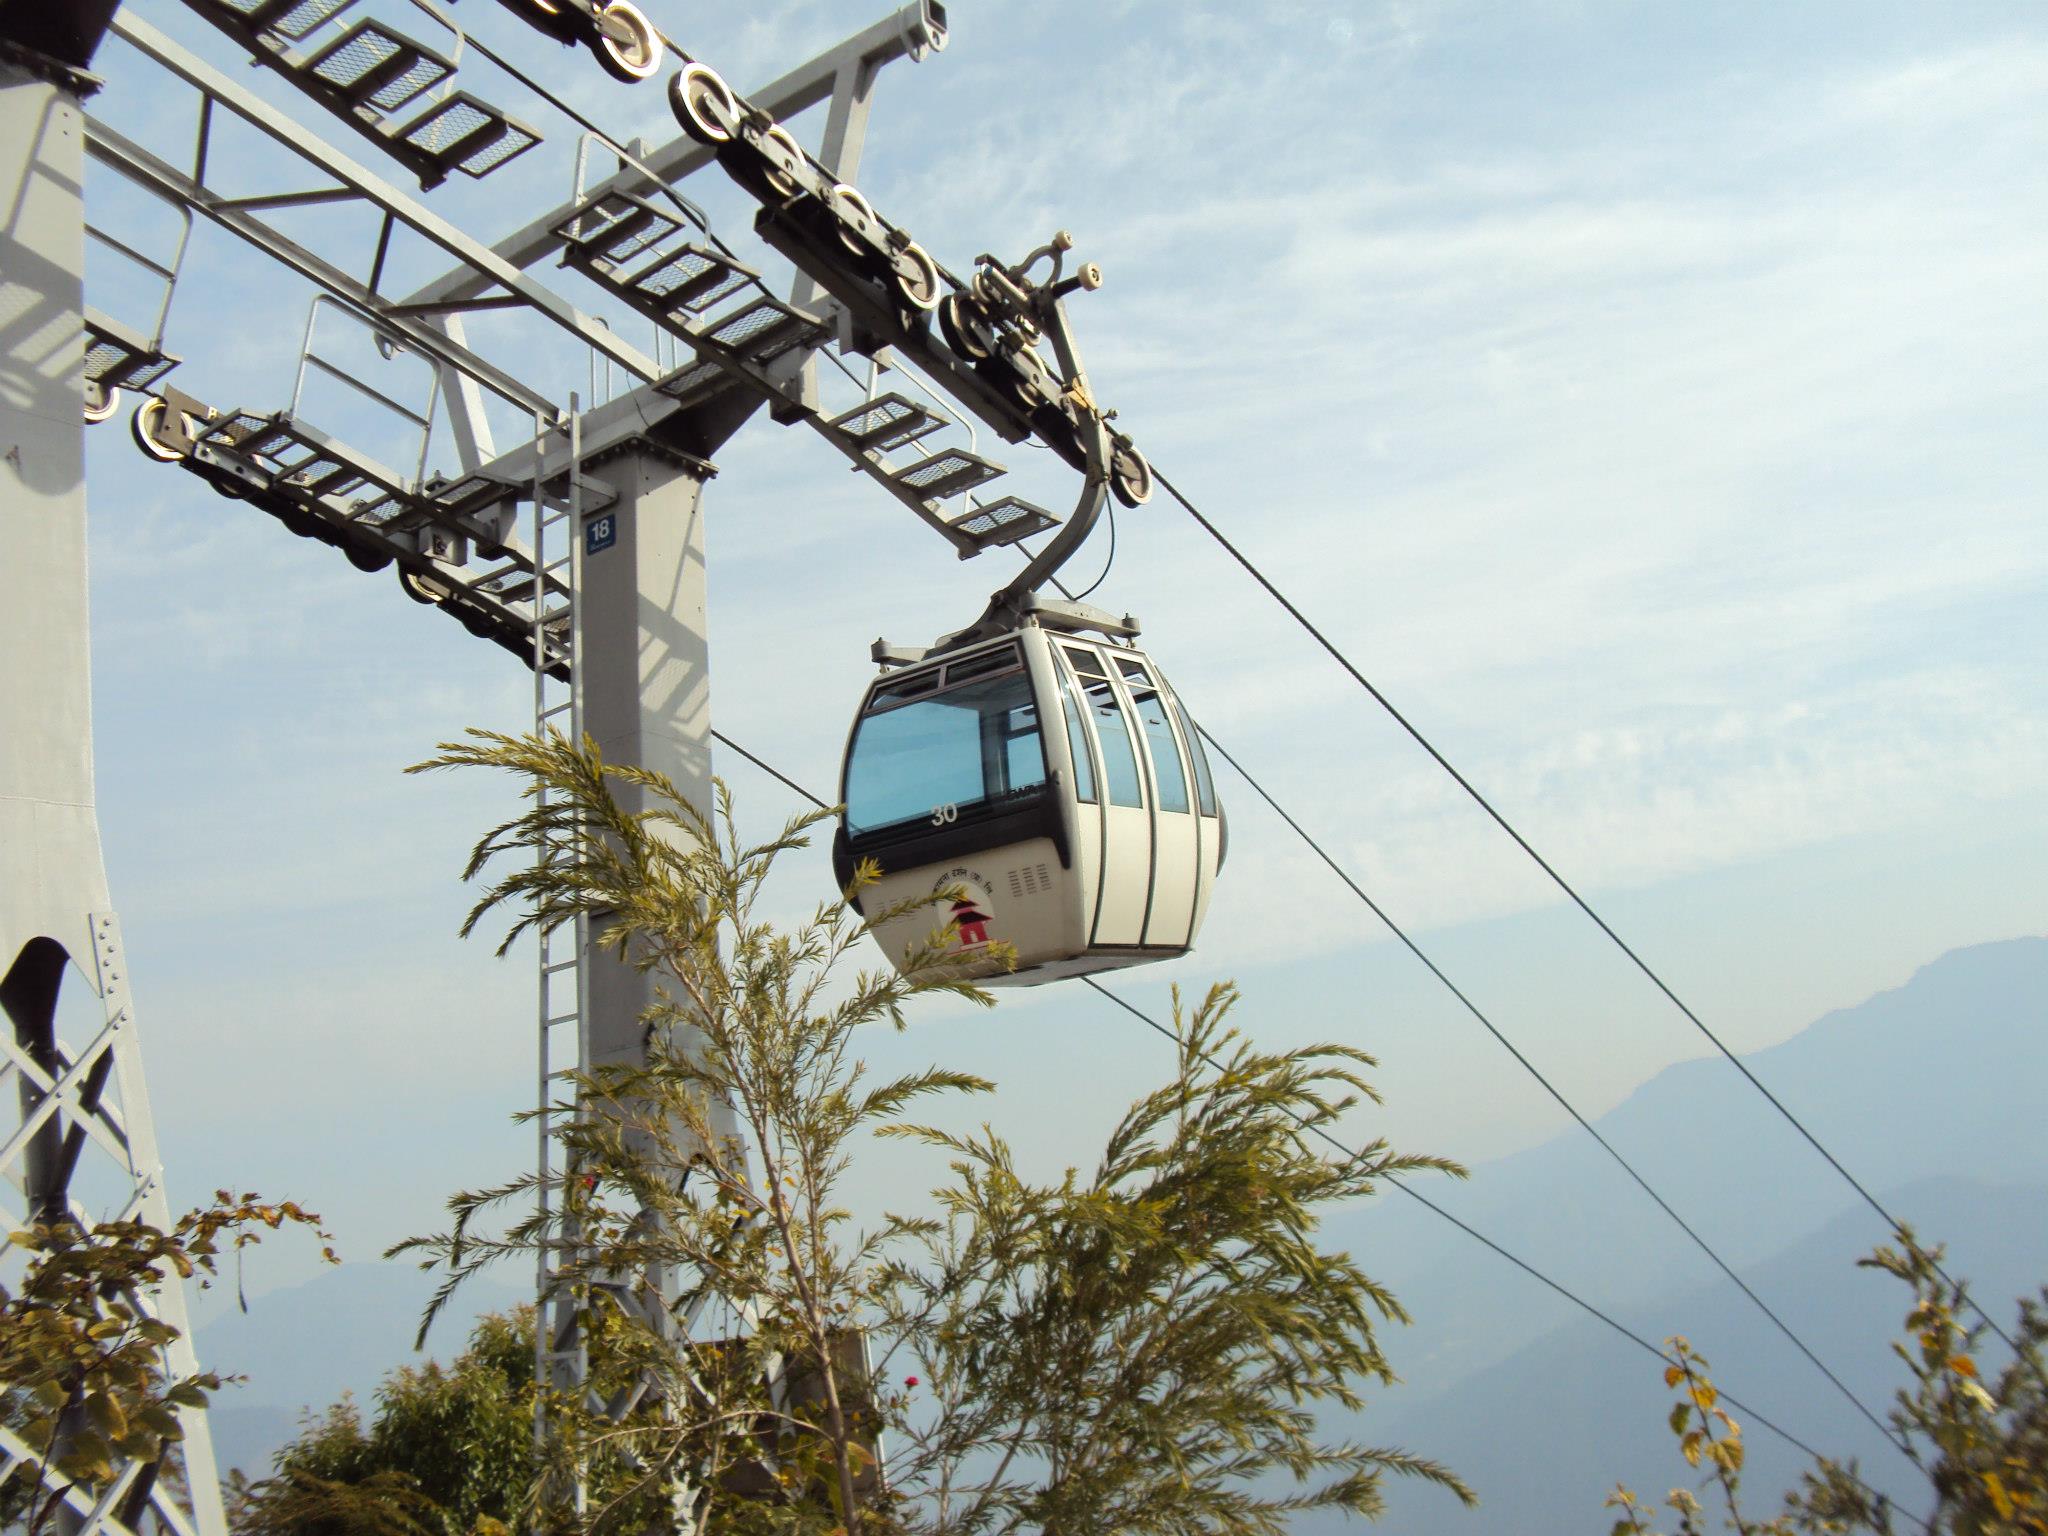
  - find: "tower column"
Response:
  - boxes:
[0,57,227,1536]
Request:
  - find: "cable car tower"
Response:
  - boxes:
[1,0,1210,1526]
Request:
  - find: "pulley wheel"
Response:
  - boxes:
[938,292,992,360]
[670,62,738,144]
[83,383,118,424]
[345,544,394,573]
[207,472,246,499]
[399,567,451,606]
[894,242,941,311]
[130,395,192,462]
[759,123,804,197]
[1110,442,1153,508]
[828,184,878,258]
[593,0,662,82]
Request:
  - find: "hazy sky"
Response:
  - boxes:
[69,0,2048,1321]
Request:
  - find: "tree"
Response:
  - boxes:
[229,1307,541,1536]
[1605,1233,2048,1536]
[0,1193,332,1536]
[397,728,1473,1533]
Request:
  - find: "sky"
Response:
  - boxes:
[62,0,2048,1338]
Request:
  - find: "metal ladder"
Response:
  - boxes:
[529,401,591,1512]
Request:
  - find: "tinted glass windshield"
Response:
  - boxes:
[845,661,1048,837]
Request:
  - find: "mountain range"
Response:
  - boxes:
[197,934,2048,1522]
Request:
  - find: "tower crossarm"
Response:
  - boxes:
[394,3,947,314]
[102,9,661,397]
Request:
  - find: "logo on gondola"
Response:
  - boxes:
[933,867,996,952]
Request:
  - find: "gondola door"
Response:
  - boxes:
[1061,642,1151,946]
[1114,654,1201,949]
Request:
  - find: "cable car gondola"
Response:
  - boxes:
[833,613,1224,985]
[829,232,1221,984]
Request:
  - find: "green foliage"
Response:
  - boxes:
[230,1307,540,1536]
[397,728,1472,1534]
[1604,1233,2048,1536]
[878,981,1476,1535]
[0,1192,332,1536]
[399,728,1004,1532]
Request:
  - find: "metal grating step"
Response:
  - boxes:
[695,297,829,368]
[180,0,542,189]
[203,0,360,45]
[888,448,1006,506]
[390,92,541,185]
[653,358,727,410]
[302,19,452,115]
[196,411,411,509]
[946,494,1058,549]
[824,393,948,455]
[554,193,680,270]
[556,196,755,319]
[83,309,179,396]
[620,243,752,318]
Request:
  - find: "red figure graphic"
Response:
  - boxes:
[951,899,992,949]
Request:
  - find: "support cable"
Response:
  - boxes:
[700,731,1930,1526]
[1189,724,1915,1464]
[1149,464,2025,1369]
[1015,504,1906,1461]
[709,729,827,809]
[1078,975,1924,1533]
[423,12,718,239]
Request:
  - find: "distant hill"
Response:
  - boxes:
[199,1261,524,1479]
[190,936,2048,1503]
[1339,1177,2048,1536]
[1341,935,2048,1398]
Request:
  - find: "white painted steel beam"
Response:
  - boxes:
[398,3,939,312]
[105,10,661,391]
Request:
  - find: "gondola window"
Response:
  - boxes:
[1071,668,1144,808]
[1173,699,1219,816]
[1059,680,1097,804]
[845,667,1049,835]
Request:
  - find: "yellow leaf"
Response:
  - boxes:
[1949,1354,1978,1379]
[1983,1472,2015,1520]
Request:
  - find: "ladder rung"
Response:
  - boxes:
[542,957,580,974]
[544,1011,580,1028]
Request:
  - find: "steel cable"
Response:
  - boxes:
[1149,464,2028,1374]
[703,731,1930,1526]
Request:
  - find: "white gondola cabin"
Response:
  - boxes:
[833,624,1224,984]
